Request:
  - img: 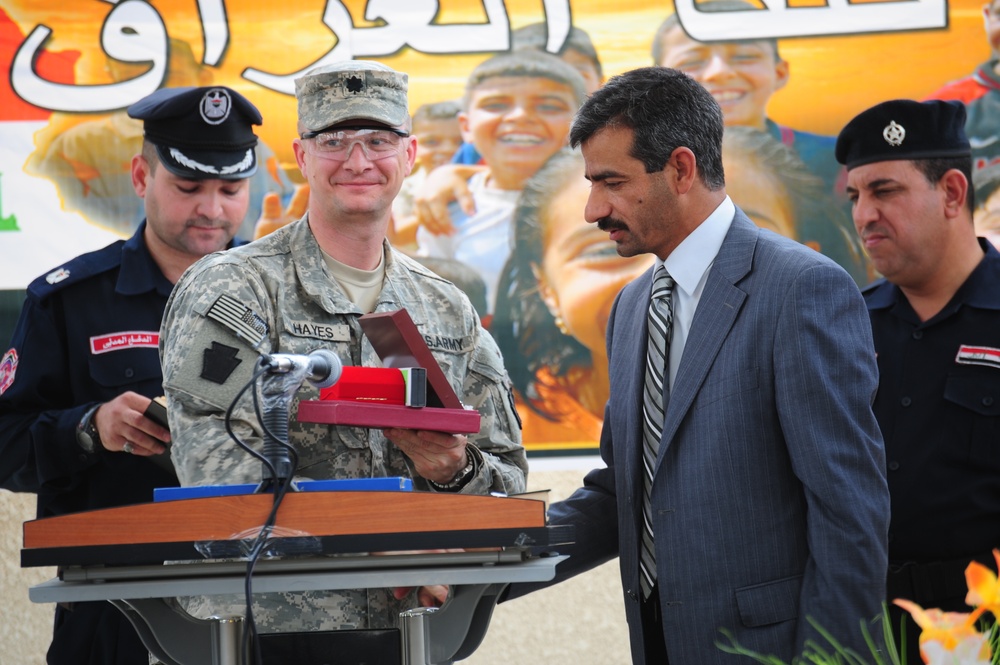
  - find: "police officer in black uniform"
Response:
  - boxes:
[837,99,1000,658]
[0,85,262,665]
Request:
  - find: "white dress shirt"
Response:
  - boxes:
[655,196,735,390]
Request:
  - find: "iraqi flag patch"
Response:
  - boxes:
[955,345,1000,370]
[0,349,18,396]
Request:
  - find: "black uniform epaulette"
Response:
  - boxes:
[26,239,127,301]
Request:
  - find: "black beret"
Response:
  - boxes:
[835,99,971,170]
[127,86,262,180]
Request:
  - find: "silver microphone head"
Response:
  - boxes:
[306,349,342,388]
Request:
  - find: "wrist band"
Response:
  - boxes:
[428,450,475,491]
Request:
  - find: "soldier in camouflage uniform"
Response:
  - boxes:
[159,60,527,633]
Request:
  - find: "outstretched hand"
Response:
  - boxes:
[253,185,310,239]
[412,164,483,236]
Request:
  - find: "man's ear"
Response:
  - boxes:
[131,155,150,198]
[941,169,969,219]
[669,147,699,195]
[403,135,417,177]
[292,139,308,178]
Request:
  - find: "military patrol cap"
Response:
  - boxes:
[835,99,971,170]
[127,86,261,180]
[294,60,409,133]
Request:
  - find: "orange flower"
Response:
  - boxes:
[965,549,1000,620]
[893,599,990,664]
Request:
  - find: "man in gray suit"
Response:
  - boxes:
[505,67,889,664]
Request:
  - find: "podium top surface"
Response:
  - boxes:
[22,491,569,568]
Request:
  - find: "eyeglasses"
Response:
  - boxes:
[301,127,409,161]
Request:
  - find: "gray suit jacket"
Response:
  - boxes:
[509,211,889,664]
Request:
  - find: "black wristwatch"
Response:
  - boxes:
[76,403,102,453]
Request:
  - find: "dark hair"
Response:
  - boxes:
[914,157,975,212]
[463,50,588,110]
[412,100,461,124]
[141,140,159,174]
[511,22,604,78]
[650,0,782,66]
[569,66,725,189]
[493,148,591,417]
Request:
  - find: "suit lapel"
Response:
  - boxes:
[655,213,758,471]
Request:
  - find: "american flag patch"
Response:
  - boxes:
[955,345,1000,369]
[206,294,267,346]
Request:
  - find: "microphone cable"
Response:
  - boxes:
[222,363,301,665]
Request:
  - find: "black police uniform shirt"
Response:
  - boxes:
[864,239,1000,562]
[0,222,184,516]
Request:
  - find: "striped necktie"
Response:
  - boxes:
[639,265,674,600]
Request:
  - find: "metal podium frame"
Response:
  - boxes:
[29,548,566,665]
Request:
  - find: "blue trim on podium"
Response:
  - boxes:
[153,477,413,502]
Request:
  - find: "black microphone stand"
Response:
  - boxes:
[254,357,309,495]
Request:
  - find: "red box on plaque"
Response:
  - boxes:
[319,367,406,405]
[296,310,481,434]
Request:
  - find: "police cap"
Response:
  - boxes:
[127,86,261,180]
[835,99,971,170]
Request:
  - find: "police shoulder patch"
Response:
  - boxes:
[0,348,18,396]
[45,268,70,284]
[27,240,125,301]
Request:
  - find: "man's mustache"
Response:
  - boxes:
[597,217,627,233]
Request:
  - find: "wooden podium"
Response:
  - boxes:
[22,491,572,665]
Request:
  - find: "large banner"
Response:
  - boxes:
[0,0,989,452]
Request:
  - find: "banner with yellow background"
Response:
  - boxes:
[0,0,990,452]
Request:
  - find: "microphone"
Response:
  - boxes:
[255,350,342,489]
[261,350,343,388]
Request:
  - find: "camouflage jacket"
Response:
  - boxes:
[159,216,526,631]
